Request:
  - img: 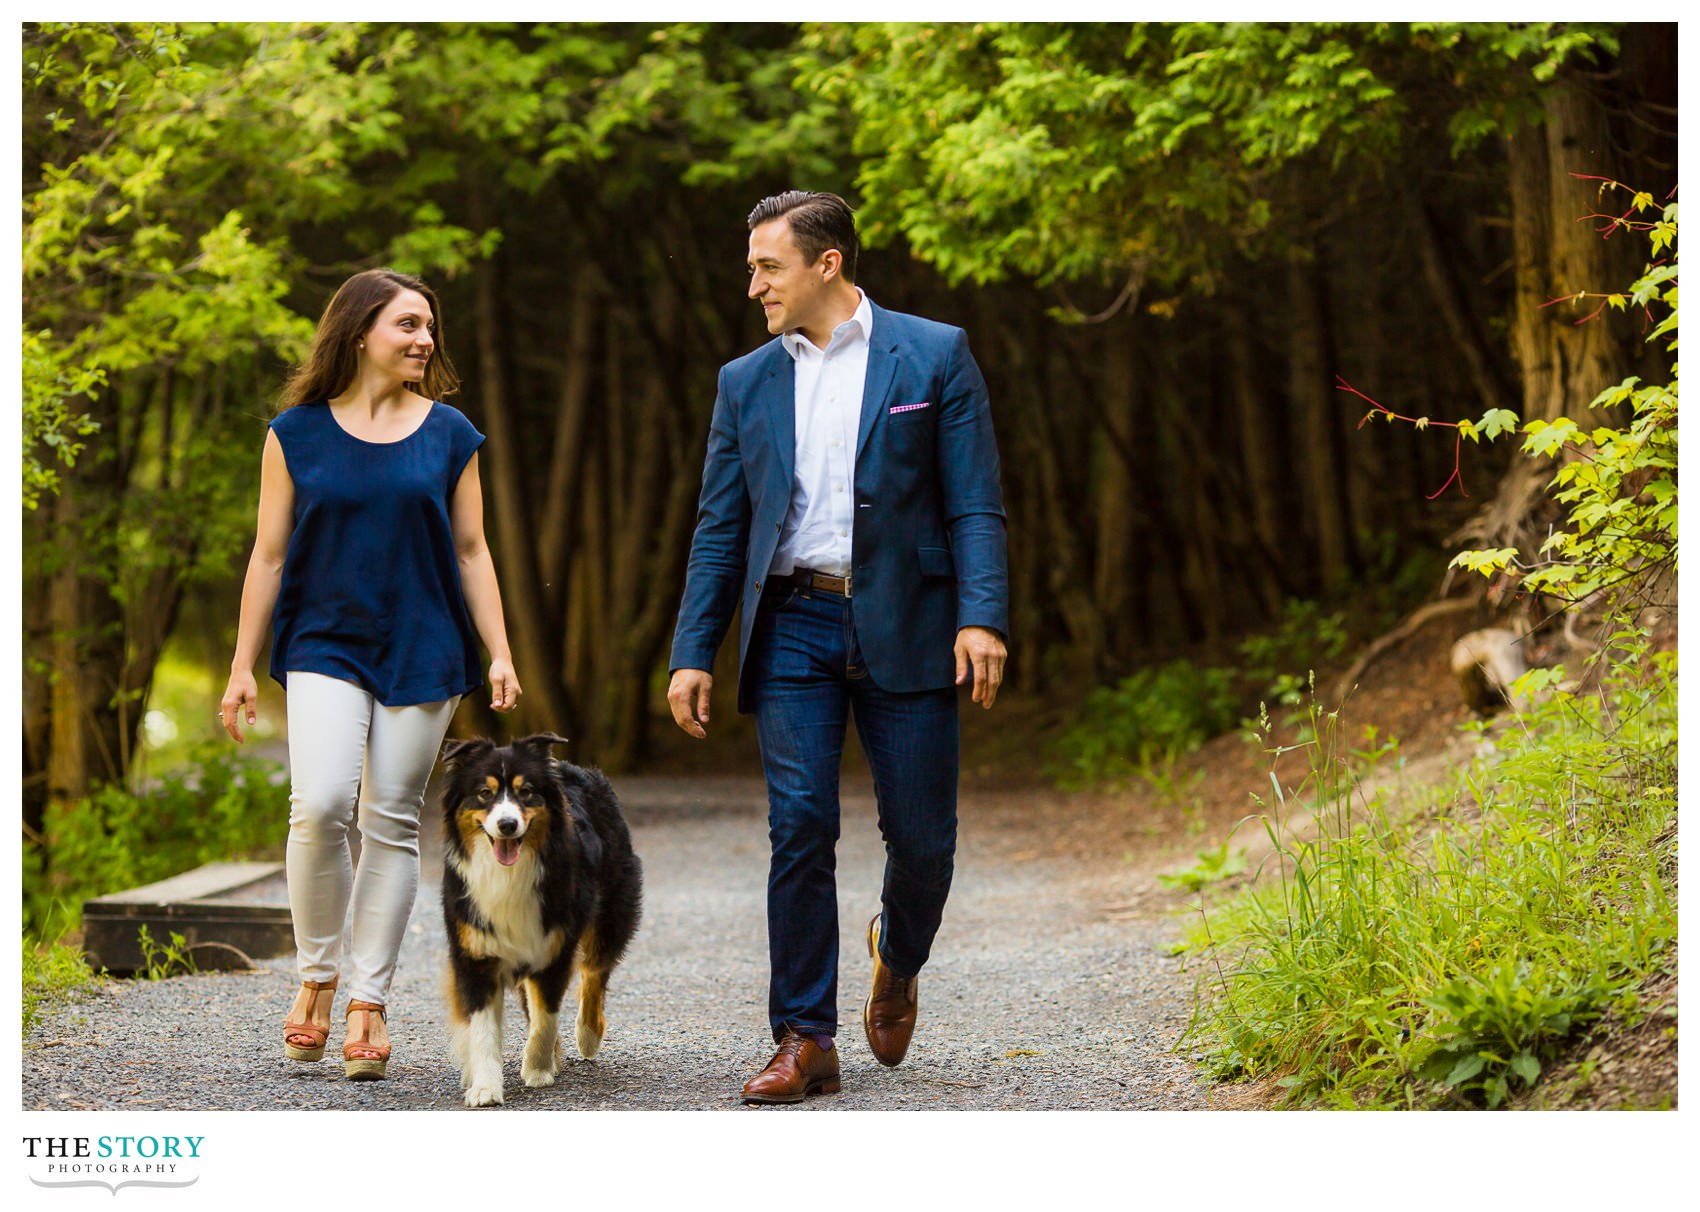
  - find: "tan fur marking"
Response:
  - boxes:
[442,968,468,1026]
[456,806,489,850]
[576,929,607,1019]
[578,965,607,1009]
[457,920,498,960]
[575,929,609,1059]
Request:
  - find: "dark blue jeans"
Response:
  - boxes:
[747,583,959,1042]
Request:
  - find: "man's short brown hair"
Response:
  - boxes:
[747,190,859,283]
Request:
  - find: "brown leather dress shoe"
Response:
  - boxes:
[863,915,918,1067]
[740,1031,841,1104]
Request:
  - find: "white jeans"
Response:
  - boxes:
[284,671,459,1006]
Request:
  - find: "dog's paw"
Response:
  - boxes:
[522,1064,558,1089]
[576,1003,606,1059]
[576,1018,604,1059]
[523,1028,561,1082]
[464,1083,504,1108]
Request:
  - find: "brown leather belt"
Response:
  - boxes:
[776,568,852,598]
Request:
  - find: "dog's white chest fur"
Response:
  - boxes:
[452,847,561,971]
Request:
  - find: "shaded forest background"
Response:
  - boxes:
[21,22,1678,846]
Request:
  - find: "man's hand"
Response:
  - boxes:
[667,668,714,738]
[954,626,1008,709]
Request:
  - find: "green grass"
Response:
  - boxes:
[1177,647,1677,1109]
[135,925,200,981]
[23,926,104,1037]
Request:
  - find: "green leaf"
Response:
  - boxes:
[1445,1052,1486,1085]
[1449,548,1519,577]
[1522,417,1581,457]
[1508,1050,1542,1085]
[1478,408,1521,440]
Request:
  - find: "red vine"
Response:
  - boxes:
[1336,375,1468,500]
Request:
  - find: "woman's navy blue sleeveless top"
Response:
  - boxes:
[268,400,485,706]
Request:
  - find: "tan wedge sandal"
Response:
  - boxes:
[283,978,338,1062]
[343,1001,390,1081]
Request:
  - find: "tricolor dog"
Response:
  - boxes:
[439,732,642,1108]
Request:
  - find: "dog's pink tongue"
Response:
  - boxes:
[493,838,522,867]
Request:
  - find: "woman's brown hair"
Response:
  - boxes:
[277,269,460,411]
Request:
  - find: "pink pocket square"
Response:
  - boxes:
[889,401,931,415]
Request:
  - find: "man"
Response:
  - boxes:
[667,190,1009,1103]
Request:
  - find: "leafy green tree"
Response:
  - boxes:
[803,22,1670,579]
[805,23,1620,292]
[21,329,102,511]
[22,21,842,821]
[21,22,480,833]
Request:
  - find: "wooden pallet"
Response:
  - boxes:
[82,861,291,975]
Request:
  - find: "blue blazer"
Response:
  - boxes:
[670,301,1010,713]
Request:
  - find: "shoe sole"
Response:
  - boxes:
[741,1077,841,1105]
[344,1059,388,1081]
[285,983,337,1065]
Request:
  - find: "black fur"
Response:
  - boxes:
[439,731,642,1106]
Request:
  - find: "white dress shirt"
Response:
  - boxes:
[771,289,873,578]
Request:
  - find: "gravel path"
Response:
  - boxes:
[22,774,1208,1112]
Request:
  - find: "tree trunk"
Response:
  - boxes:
[1092,327,1139,662]
[122,567,186,773]
[601,391,705,768]
[42,473,129,805]
[1541,84,1642,409]
[1475,73,1643,551]
[1287,251,1356,593]
[22,568,53,844]
[593,361,667,760]
[589,255,732,769]
[538,276,598,623]
[1412,196,1517,417]
[467,189,572,736]
[1224,296,1288,618]
[1003,322,1104,682]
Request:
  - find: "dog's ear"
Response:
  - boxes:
[440,737,495,769]
[514,732,570,756]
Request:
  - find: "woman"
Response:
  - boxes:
[220,268,520,1081]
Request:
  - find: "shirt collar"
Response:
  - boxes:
[783,289,872,360]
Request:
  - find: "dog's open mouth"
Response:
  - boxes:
[492,837,522,867]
